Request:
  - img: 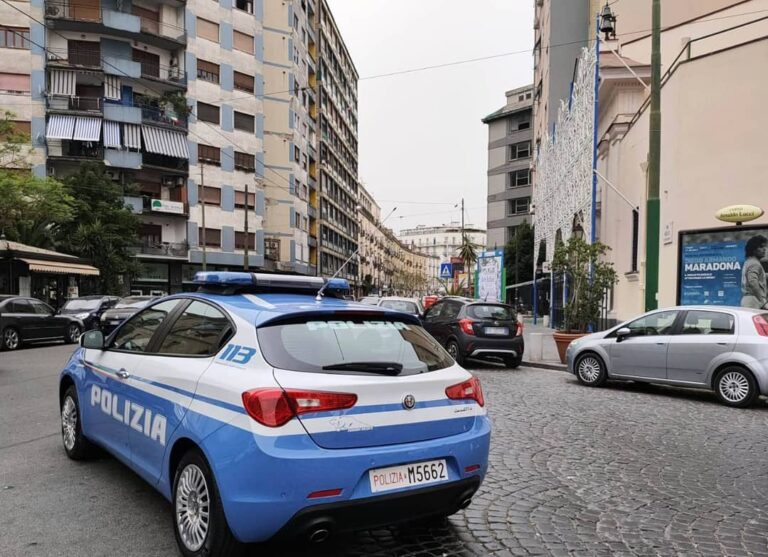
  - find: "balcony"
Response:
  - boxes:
[48,95,103,114]
[130,241,188,258]
[103,103,141,124]
[105,148,142,169]
[44,1,186,51]
[142,152,188,172]
[308,236,317,248]
[307,205,317,219]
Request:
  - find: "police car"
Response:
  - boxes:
[58,273,491,556]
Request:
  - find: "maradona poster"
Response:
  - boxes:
[679,226,768,307]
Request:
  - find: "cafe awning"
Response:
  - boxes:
[20,258,100,276]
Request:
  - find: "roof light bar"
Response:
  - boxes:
[193,272,350,295]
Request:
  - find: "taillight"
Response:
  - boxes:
[242,388,357,427]
[445,376,484,407]
[458,318,476,335]
[753,314,768,336]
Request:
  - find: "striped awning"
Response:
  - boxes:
[46,115,76,139]
[124,123,141,149]
[104,75,121,100]
[73,117,101,141]
[103,121,120,148]
[20,258,100,276]
[141,125,189,159]
[49,70,76,96]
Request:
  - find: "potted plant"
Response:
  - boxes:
[551,236,617,363]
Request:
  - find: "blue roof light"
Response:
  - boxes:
[193,272,348,296]
[326,278,350,291]
[193,272,255,285]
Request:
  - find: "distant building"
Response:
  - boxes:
[483,85,533,249]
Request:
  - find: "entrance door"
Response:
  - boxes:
[68,40,101,67]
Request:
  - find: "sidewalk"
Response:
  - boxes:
[521,318,567,371]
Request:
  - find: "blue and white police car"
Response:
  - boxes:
[58,273,491,556]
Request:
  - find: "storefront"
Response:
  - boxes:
[0,238,100,308]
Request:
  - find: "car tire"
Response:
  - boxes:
[173,449,241,557]
[61,385,95,460]
[66,323,82,344]
[504,355,522,369]
[1,326,20,351]
[575,353,607,387]
[446,340,464,366]
[714,366,758,408]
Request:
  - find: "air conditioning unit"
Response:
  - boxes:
[106,170,121,181]
[45,5,61,17]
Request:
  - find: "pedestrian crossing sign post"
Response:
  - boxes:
[439,263,453,280]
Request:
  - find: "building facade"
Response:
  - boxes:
[398,223,487,286]
[483,85,533,249]
[314,0,359,284]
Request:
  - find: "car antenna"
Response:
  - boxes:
[316,206,398,302]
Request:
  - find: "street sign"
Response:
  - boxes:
[439,263,453,279]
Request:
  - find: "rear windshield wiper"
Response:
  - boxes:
[321,361,404,375]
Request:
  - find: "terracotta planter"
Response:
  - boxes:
[553,331,588,364]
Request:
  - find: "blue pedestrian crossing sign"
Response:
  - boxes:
[439,263,453,279]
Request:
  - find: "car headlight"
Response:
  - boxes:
[74,312,91,320]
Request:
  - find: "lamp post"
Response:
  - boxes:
[645,0,662,311]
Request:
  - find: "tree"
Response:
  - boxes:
[552,236,617,332]
[504,221,534,286]
[57,163,141,294]
[458,235,479,296]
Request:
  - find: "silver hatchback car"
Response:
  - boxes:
[566,306,768,408]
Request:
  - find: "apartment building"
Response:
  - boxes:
[313,0,359,284]
[262,0,318,275]
[483,85,533,249]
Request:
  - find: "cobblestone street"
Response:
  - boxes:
[3,346,768,556]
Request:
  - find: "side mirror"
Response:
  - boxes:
[616,327,631,342]
[80,330,105,350]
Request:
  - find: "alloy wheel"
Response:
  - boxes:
[577,356,601,383]
[61,396,77,451]
[68,324,81,343]
[4,328,18,350]
[447,343,458,359]
[719,371,750,403]
[176,464,211,552]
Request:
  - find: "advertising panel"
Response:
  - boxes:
[678,225,768,309]
[476,249,505,303]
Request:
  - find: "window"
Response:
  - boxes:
[233,30,254,54]
[198,227,221,247]
[1,120,30,138]
[234,151,255,172]
[234,111,254,133]
[442,301,462,320]
[631,209,639,273]
[510,141,531,160]
[30,300,54,315]
[294,145,300,161]
[132,49,160,78]
[234,71,254,93]
[8,299,33,313]
[198,144,221,165]
[235,231,255,250]
[235,0,254,14]
[0,27,29,49]
[0,72,30,93]
[198,185,221,205]
[256,318,453,374]
[196,102,219,124]
[110,300,181,353]
[624,310,679,337]
[196,59,220,84]
[235,190,256,209]
[197,18,220,43]
[508,169,530,188]
[508,197,530,215]
[680,311,734,335]
[158,301,232,356]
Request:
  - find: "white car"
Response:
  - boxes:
[375,297,425,319]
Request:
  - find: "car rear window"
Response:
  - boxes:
[467,304,515,320]
[114,297,152,309]
[62,298,101,311]
[379,300,419,314]
[256,318,453,375]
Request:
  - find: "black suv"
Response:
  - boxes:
[422,298,524,368]
[59,295,120,331]
[0,295,83,350]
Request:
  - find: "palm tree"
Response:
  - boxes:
[458,234,479,297]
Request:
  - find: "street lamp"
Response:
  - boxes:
[600,2,617,40]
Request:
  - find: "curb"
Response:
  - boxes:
[523,361,568,372]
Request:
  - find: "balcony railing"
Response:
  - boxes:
[142,152,188,171]
[47,47,101,69]
[130,241,188,258]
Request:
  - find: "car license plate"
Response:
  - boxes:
[369,459,448,493]
[485,327,508,335]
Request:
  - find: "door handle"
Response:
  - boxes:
[116,369,130,379]
[717,342,728,346]
[656,342,666,346]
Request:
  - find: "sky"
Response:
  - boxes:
[327,0,535,233]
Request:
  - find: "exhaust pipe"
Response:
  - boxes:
[459,497,472,510]
[308,526,331,544]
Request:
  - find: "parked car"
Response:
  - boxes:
[376,296,424,319]
[358,295,381,305]
[99,295,158,335]
[60,273,490,555]
[0,295,83,350]
[422,298,524,368]
[423,295,439,310]
[59,296,120,331]
[566,306,768,408]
